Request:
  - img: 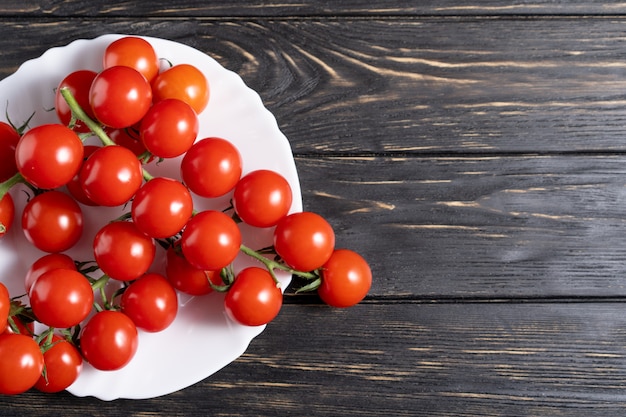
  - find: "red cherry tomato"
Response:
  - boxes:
[120,273,178,333]
[151,63,209,114]
[93,221,156,281]
[108,126,151,159]
[55,70,98,132]
[224,267,283,326]
[139,98,198,158]
[181,137,242,198]
[318,249,372,308]
[0,333,45,395]
[0,121,20,182]
[22,191,83,253]
[79,145,144,207]
[29,268,94,328]
[0,192,14,239]
[34,335,83,393]
[0,283,9,334]
[131,177,193,238]
[24,252,77,294]
[181,210,241,271]
[103,36,159,83]
[79,310,138,371]
[15,124,84,189]
[66,145,100,206]
[165,245,221,296]
[89,65,152,128]
[3,315,35,336]
[232,170,293,228]
[273,211,335,272]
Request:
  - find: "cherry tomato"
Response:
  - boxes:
[55,70,98,132]
[120,273,178,333]
[181,210,241,271]
[151,63,209,114]
[165,245,221,296]
[24,252,77,294]
[224,267,282,326]
[108,126,151,160]
[93,221,156,281]
[0,283,9,334]
[0,333,44,395]
[29,268,94,328]
[79,145,143,207]
[79,310,138,371]
[181,137,242,198]
[131,177,193,238]
[273,211,335,272]
[15,123,84,189]
[232,170,293,228]
[22,190,83,253]
[66,144,99,206]
[318,249,372,308]
[0,121,20,182]
[0,192,14,239]
[103,36,159,83]
[34,335,83,393]
[3,315,34,336]
[139,98,198,158]
[89,65,152,128]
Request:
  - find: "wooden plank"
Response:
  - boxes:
[3,302,626,416]
[0,18,626,154]
[293,154,626,299]
[2,1,626,17]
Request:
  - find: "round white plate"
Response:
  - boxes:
[0,34,302,400]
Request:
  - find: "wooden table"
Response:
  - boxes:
[3,1,626,416]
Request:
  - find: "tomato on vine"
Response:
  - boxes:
[224,267,283,327]
[66,144,100,206]
[181,137,242,198]
[89,65,152,128]
[79,310,138,371]
[93,221,156,281]
[132,177,193,238]
[15,123,84,189]
[232,169,293,228]
[120,273,178,333]
[151,63,210,114]
[0,121,20,182]
[29,268,94,328]
[273,211,335,272]
[139,98,198,158]
[181,210,241,271]
[165,244,221,296]
[0,333,45,395]
[22,190,83,253]
[318,249,372,308]
[24,252,77,294]
[79,145,144,207]
[34,335,83,393]
[103,36,159,83]
[0,283,9,334]
[55,70,97,133]
[0,193,14,238]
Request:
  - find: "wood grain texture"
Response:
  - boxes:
[1,18,626,154]
[295,154,626,299]
[3,302,626,416]
[0,2,625,416]
[2,1,626,17]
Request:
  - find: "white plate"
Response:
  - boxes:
[0,34,302,400]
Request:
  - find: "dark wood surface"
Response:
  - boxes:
[3,2,626,416]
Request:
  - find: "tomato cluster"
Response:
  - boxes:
[0,36,372,396]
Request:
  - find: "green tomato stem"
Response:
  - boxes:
[239,244,319,287]
[59,87,155,182]
[59,87,115,147]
